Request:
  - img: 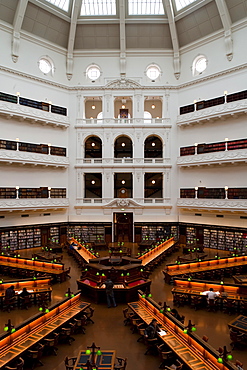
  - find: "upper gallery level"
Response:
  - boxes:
[0,138,69,168]
[177,138,247,167]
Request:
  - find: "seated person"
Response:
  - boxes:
[19,287,31,298]
[5,285,15,300]
[170,308,184,323]
[202,288,219,303]
[144,318,160,339]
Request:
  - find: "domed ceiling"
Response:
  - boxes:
[0,0,246,79]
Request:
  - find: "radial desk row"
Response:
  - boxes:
[128,291,239,370]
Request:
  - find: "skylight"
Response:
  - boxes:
[174,0,198,12]
[43,0,70,12]
[128,0,165,15]
[81,0,116,16]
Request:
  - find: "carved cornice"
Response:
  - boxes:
[104,198,142,208]
[177,198,247,212]
[105,79,142,90]
[0,198,69,211]
[177,149,247,167]
[0,150,69,167]
[177,99,247,126]
[0,101,69,128]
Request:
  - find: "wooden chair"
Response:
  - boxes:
[73,316,86,334]
[122,307,134,326]
[190,296,203,311]
[25,343,44,369]
[156,344,174,368]
[114,357,127,370]
[3,297,17,313]
[137,323,146,343]
[19,295,32,310]
[207,299,216,312]
[229,329,246,349]
[64,356,77,370]
[202,335,209,342]
[43,333,59,356]
[4,357,24,370]
[59,326,75,345]
[84,307,95,324]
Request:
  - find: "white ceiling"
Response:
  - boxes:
[0,0,246,79]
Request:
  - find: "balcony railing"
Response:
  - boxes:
[0,198,69,211]
[177,98,247,126]
[76,157,169,166]
[177,198,247,212]
[75,197,172,207]
[177,148,247,167]
[75,118,171,126]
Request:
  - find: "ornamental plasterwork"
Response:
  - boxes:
[0,198,69,211]
[177,99,247,126]
[0,101,69,128]
[105,198,142,208]
[105,79,142,90]
[0,151,69,167]
[177,198,247,212]
[177,149,247,167]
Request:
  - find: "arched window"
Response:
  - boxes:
[144,111,152,123]
[192,55,207,76]
[146,64,161,81]
[85,136,102,158]
[144,136,162,158]
[38,56,54,76]
[114,136,133,158]
[86,64,101,81]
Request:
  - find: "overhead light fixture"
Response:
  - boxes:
[16,92,20,96]
[151,142,155,147]
[122,104,125,109]
[151,104,155,109]
[92,98,96,109]
[152,180,156,184]
[121,180,125,184]
[91,180,95,185]
[91,142,96,147]
[121,142,126,147]
[224,91,228,95]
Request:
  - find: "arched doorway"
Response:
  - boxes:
[114,213,133,242]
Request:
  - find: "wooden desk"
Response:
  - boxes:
[178,253,207,263]
[171,279,247,306]
[228,315,247,334]
[164,256,247,283]
[68,238,96,263]
[74,350,115,370]
[128,292,238,370]
[0,255,69,282]
[233,275,247,285]
[33,252,63,263]
[0,278,52,307]
[0,293,90,368]
[139,238,176,267]
[138,240,154,249]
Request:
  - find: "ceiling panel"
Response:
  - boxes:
[126,23,172,49]
[74,24,120,49]
[0,0,17,25]
[226,0,247,23]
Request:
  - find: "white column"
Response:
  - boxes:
[103,92,114,121]
[133,92,143,120]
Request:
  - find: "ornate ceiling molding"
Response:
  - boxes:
[105,79,142,90]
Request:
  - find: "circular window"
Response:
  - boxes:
[38,57,53,74]
[146,65,161,81]
[86,65,101,81]
[192,55,207,76]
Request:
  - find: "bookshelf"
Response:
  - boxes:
[0,188,16,199]
[186,227,196,245]
[0,140,17,151]
[0,92,18,104]
[50,188,66,198]
[50,146,66,156]
[68,225,105,243]
[180,189,195,198]
[49,227,60,243]
[203,228,247,251]
[180,146,195,156]
[179,89,247,116]
[180,138,247,156]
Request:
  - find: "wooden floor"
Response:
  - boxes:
[0,245,246,370]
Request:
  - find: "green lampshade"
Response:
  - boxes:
[18,254,20,257]
[217,358,223,363]
[191,327,196,332]
[85,268,88,271]
[102,273,105,276]
[142,294,146,298]
[218,257,221,259]
[148,293,152,297]
[45,309,49,313]
[85,349,91,355]
[96,350,102,355]
[188,249,190,252]
[227,355,233,360]
[183,329,188,334]
[188,278,191,281]
[4,326,8,331]
[198,259,201,262]
[167,307,171,312]
[71,294,75,297]
[126,272,130,276]
[121,273,124,277]
[39,307,43,311]
[120,250,122,253]
[159,309,164,313]
[65,293,69,297]
[33,277,37,280]
[96,272,100,275]
[0,280,3,284]
[220,281,224,285]
[140,269,143,272]
[11,328,16,333]
[177,261,180,265]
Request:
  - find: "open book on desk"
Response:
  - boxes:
[158,329,167,336]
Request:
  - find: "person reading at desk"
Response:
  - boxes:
[202,288,219,303]
[5,285,15,299]
[144,319,160,339]
[19,287,31,309]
